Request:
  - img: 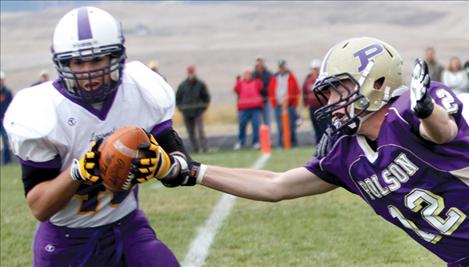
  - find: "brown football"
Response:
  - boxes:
[99,126,150,192]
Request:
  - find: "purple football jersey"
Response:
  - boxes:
[305,82,469,263]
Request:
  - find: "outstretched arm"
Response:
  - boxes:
[136,131,338,200]
[410,59,458,144]
[200,166,337,202]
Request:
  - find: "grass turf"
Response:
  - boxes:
[1,147,443,266]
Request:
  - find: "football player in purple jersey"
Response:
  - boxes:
[160,37,469,265]
[3,6,203,267]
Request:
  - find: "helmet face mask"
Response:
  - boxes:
[314,73,370,135]
[313,37,403,135]
[51,7,127,104]
[55,51,125,103]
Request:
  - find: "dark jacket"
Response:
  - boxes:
[0,85,13,124]
[302,73,321,109]
[253,69,272,102]
[176,78,210,118]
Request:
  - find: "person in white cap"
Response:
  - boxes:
[302,59,326,144]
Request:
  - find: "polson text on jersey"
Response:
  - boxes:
[357,153,418,200]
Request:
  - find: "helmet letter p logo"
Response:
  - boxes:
[353,44,384,72]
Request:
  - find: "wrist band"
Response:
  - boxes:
[70,159,82,182]
[196,164,207,184]
[416,98,434,119]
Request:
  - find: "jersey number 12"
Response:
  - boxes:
[387,188,466,244]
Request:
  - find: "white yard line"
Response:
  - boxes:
[181,153,271,267]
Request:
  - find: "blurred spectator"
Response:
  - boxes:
[0,71,13,164]
[464,60,469,80]
[442,56,469,94]
[148,60,167,81]
[31,70,50,86]
[233,68,263,150]
[253,55,273,126]
[268,59,300,147]
[302,59,326,144]
[424,47,444,82]
[176,65,210,153]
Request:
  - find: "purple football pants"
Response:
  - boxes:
[448,256,469,267]
[33,209,179,267]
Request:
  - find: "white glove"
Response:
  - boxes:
[410,58,433,119]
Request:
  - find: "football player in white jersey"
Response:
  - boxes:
[3,6,198,267]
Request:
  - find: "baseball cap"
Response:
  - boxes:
[310,59,322,69]
[187,65,195,73]
[278,59,287,67]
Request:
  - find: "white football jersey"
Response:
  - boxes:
[4,61,175,228]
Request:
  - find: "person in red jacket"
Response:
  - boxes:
[233,68,264,150]
[268,59,300,147]
[302,59,327,144]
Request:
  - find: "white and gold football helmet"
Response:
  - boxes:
[313,37,404,135]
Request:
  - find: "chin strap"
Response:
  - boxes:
[354,111,375,134]
[346,59,376,133]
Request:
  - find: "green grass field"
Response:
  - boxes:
[1,147,443,266]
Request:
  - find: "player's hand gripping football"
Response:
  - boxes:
[410,58,434,119]
[129,132,176,184]
[70,139,103,184]
[129,130,203,187]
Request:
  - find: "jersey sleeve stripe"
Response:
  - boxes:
[19,155,62,169]
[150,119,173,137]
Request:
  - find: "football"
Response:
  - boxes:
[99,126,150,192]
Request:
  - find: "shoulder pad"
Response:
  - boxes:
[123,61,175,120]
[4,86,59,162]
[4,86,57,139]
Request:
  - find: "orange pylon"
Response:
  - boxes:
[259,124,271,154]
[281,94,291,150]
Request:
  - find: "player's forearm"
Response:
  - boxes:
[200,165,283,202]
[26,167,80,221]
[420,104,458,144]
[200,166,337,201]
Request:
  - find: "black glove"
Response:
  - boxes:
[160,160,203,187]
[410,58,434,119]
[314,127,338,159]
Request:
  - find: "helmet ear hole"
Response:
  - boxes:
[373,77,385,90]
